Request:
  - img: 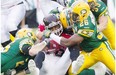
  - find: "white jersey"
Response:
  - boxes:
[40,53,60,75]
[40,48,71,75]
[1,0,26,43]
[1,0,23,9]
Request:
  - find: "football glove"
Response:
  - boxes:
[43,29,51,38]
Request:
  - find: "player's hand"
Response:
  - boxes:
[43,29,51,38]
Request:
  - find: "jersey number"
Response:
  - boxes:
[80,20,88,27]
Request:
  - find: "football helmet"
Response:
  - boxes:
[88,0,96,2]
[43,14,63,36]
[71,1,90,22]
[59,8,73,29]
[87,0,97,9]
[16,28,37,42]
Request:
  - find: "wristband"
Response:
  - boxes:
[50,33,62,44]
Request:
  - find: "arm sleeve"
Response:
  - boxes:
[19,38,34,55]
[21,44,32,55]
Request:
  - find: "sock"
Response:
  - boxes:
[78,69,95,75]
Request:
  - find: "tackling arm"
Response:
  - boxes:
[29,40,47,56]
[50,33,84,47]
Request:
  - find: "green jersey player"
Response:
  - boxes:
[1,28,43,73]
[87,0,115,50]
[43,1,115,75]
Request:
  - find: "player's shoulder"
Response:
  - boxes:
[97,0,106,6]
[19,37,34,45]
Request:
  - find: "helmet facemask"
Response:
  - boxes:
[46,21,63,36]
[59,8,73,29]
[72,12,80,23]
[43,14,63,36]
[88,1,96,10]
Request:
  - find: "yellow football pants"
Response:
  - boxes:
[68,41,115,75]
[102,17,115,50]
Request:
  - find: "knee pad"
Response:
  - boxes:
[94,62,106,75]
[72,55,84,74]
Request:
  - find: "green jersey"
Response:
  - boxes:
[1,37,34,72]
[91,1,108,20]
[73,12,107,52]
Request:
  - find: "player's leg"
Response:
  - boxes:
[69,45,80,61]
[70,51,98,75]
[1,12,11,47]
[68,62,107,75]
[68,45,109,75]
[67,45,80,75]
[54,48,71,75]
[7,3,26,37]
[68,54,85,75]
[98,41,115,73]
[34,51,45,69]
[89,62,107,75]
[28,51,45,75]
[102,17,115,50]
[28,59,40,75]
[1,32,11,47]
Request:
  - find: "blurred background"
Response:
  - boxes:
[19,0,115,29]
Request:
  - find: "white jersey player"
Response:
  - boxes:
[1,0,26,47]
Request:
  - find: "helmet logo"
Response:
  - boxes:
[81,9,87,15]
[27,32,32,37]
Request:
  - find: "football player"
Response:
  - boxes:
[28,14,80,75]
[87,0,115,50]
[59,8,108,75]
[1,28,47,74]
[43,1,115,75]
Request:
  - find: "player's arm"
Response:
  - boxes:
[97,15,108,32]
[29,40,47,56]
[20,38,47,56]
[61,34,83,46]
[97,3,109,32]
[48,33,84,47]
[20,39,34,56]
